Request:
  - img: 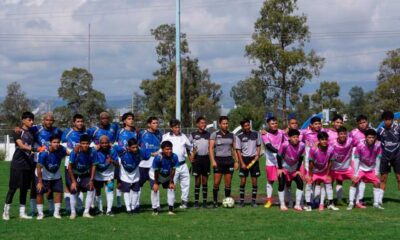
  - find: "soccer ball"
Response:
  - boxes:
[222,197,235,208]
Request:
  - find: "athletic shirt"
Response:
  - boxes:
[12,129,35,170]
[69,148,96,175]
[278,141,305,172]
[308,146,333,173]
[139,129,163,168]
[210,131,234,158]
[189,130,210,156]
[330,137,355,171]
[150,153,179,183]
[31,125,63,147]
[115,146,141,183]
[36,146,67,180]
[262,129,285,166]
[61,128,88,167]
[327,129,338,144]
[354,141,382,172]
[350,128,366,146]
[235,130,261,157]
[88,123,119,145]
[377,125,400,156]
[94,147,118,181]
[301,128,327,147]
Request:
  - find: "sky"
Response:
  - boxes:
[0,0,399,108]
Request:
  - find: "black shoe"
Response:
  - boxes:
[194,202,200,209]
[213,203,218,208]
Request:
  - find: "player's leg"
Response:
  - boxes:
[224,173,233,198]
[53,192,62,219]
[94,181,103,214]
[129,182,140,215]
[3,167,21,220]
[285,181,292,208]
[64,168,71,213]
[373,180,384,209]
[47,191,55,215]
[105,180,114,215]
[347,180,358,210]
[193,160,201,208]
[19,170,32,219]
[167,182,176,215]
[239,168,248,207]
[150,180,160,215]
[35,180,46,220]
[326,182,338,211]
[335,180,344,205]
[277,173,288,211]
[115,166,122,210]
[213,173,222,208]
[251,176,258,207]
[265,165,277,208]
[201,174,209,208]
[179,164,190,209]
[293,175,304,211]
[82,177,95,218]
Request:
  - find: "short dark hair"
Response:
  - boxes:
[240,119,250,127]
[21,111,34,120]
[169,119,181,127]
[267,117,277,123]
[218,116,229,123]
[161,140,173,149]
[337,126,347,133]
[332,115,343,122]
[317,131,329,140]
[365,129,377,137]
[146,116,158,124]
[127,138,138,146]
[79,134,91,143]
[72,114,84,122]
[288,129,300,137]
[122,112,134,122]
[49,135,61,142]
[196,116,206,123]
[356,114,368,123]
[381,111,394,120]
[310,116,321,124]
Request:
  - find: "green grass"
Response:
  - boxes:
[1,159,400,240]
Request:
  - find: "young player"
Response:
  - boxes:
[209,116,238,208]
[189,117,211,208]
[3,112,36,220]
[235,119,261,207]
[35,135,68,219]
[262,117,284,208]
[93,135,118,216]
[67,134,96,219]
[348,129,383,210]
[150,141,179,215]
[115,138,142,214]
[276,129,305,211]
[377,111,400,206]
[162,119,192,209]
[88,111,119,145]
[327,115,344,144]
[306,132,339,211]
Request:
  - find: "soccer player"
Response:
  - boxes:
[276,129,305,211]
[93,135,118,216]
[115,138,142,214]
[348,129,383,210]
[137,117,163,211]
[150,141,178,215]
[61,114,88,213]
[327,115,344,144]
[88,111,119,145]
[35,135,68,219]
[189,117,211,208]
[3,112,36,220]
[262,117,285,208]
[306,132,339,211]
[284,117,302,141]
[67,134,96,219]
[235,119,261,208]
[162,119,192,209]
[377,111,400,206]
[209,116,238,208]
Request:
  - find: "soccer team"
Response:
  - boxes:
[2,109,400,220]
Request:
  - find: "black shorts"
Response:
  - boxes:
[120,181,140,192]
[192,155,210,177]
[9,168,32,190]
[66,173,92,193]
[214,157,234,174]
[150,179,170,189]
[114,166,121,182]
[239,156,260,178]
[139,167,151,187]
[35,177,63,194]
[94,180,114,191]
[380,153,400,174]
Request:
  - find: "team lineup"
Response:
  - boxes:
[3,110,400,220]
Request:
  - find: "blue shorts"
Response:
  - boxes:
[139,167,151,187]
[150,179,170,189]
[66,173,92,193]
[120,181,140,192]
[35,177,63,194]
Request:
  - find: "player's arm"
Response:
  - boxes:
[264,143,278,153]
[255,133,261,161]
[375,154,382,176]
[169,168,176,189]
[89,164,96,190]
[307,160,314,182]
[232,137,239,170]
[235,136,245,169]
[296,155,304,173]
[36,161,44,192]
[209,139,217,168]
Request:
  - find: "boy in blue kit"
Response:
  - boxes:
[150,141,179,216]
[88,112,119,145]
[67,134,96,219]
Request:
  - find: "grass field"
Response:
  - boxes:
[1,159,400,240]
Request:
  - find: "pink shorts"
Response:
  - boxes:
[266,165,277,182]
[300,165,307,178]
[331,168,354,182]
[312,171,331,184]
[356,170,380,185]
[282,169,300,182]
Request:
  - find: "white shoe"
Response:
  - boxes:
[53,213,62,219]
[19,213,33,219]
[179,204,188,209]
[327,204,339,211]
[168,211,176,215]
[83,212,94,218]
[347,204,354,211]
[303,206,312,212]
[280,205,288,211]
[2,212,10,221]
[373,203,384,210]
[70,213,77,220]
[37,214,44,220]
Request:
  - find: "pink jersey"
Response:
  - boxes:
[354,141,382,172]
[350,128,366,146]
[327,129,338,144]
[278,141,306,172]
[301,128,327,147]
[330,137,355,171]
[308,146,333,173]
[262,129,285,166]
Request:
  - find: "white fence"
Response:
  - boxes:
[0,135,15,161]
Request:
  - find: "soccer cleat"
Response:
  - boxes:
[303,206,312,212]
[152,211,159,216]
[20,213,33,219]
[294,205,303,212]
[168,211,176,215]
[327,204,339,211]
[280,205,288,211]
[319,204,325,211]
[264,199,272,208]
[106,211,114,217]
[179,203,188,209]
[346,204,354,211]
[373,203,384,210]
[83,212,94,218]
[37,214,44,220]
[70,213,77,219]
[355,203,366,209]
[53,213,62,219]
[2,212,10,221]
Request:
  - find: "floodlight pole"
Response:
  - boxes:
[175,0,181,121]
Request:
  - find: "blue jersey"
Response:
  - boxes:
[377,125,400,156]
[94,147,118,173]
[115,146,141,173]
[88,123,119,145]
[152,153,179,178]
[38,146,67,173]
[139,129,163,161]
[31,125,63,147]
[117,128,139,149]
[69,148,96,175]
[61,128,88,149]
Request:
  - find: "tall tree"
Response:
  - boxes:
[228,103,265,130]
[375,75,400,112]
[311,81,344,113]
[245,0,324,124]
[0,82,31,128]
[378,48,400,84]
[230,77,267,107]
[346,86,366,123]
[53,68,106,127]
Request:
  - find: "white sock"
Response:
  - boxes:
[70,194,77,214]
[131,191,139,210]
[314,185,321,202]
[357,181,366,201]
[295,189,303,207]
[135,189,141,209]
[379,189,384,204]
[151,191,159,209]
[106,191,113,212]
[77,192,84,210]
[167,189,175,207]
[349,186,356,205]
[320,186,326,204]
[64,192,71,211]
[30,199,37,213]
[54,203,61,215]
[373,188,380,205]
[266,182,273,198]
[48,199,54,213]
[19,205,26,216]
[336,184,343,202]
[116,189,122,208]
[278,191,285,207]
[305,184,313,203]
[123,192,131,212]
[84,191,95,214]
[37,204,44,216]
[4,204,10,214]
[157,191,160,208]
[326,184,333,200]
[96,196,103,212]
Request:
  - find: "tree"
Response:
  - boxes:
[375,75,400,112]
[228,103,265,130]
[378,48,400,84]
[0,82,31,128]
[345,86,366,123]
[311,81,344,113]
[245,0,324,124]
[53,68,106,127]
[230,77,267,107]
